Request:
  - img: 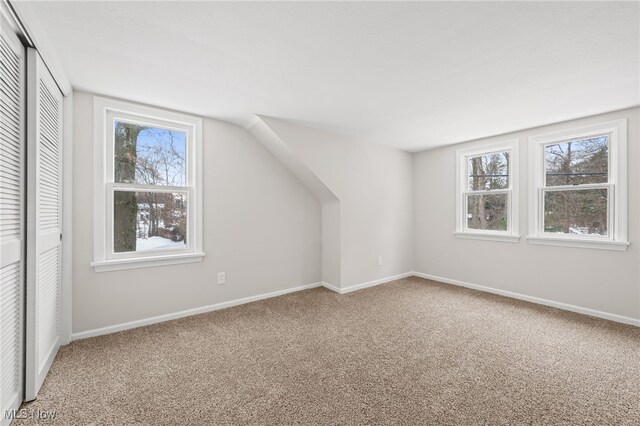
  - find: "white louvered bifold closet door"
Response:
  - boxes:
[0,12,26,424]
[25,48,63,401]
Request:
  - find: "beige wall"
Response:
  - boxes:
[413,107,640,320]
[72,91,322,334]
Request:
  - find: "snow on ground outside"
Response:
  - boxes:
[136,236,186,251]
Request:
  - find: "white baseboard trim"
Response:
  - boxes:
[413,272,640,327]
[322,272,414,295]
[322,282,342,293]
[71,282,323,341]
[73,270,636,341]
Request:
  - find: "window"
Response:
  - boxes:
[455,140,519,242]
[92,97,204,271]
[528,119,628,251]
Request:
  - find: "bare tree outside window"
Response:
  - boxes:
[113,121,188,252]
[543,136,608,236]
[466,152,509,231]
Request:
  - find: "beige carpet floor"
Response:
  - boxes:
[16,277,640,425]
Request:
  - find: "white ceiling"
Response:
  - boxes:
[31,1,639,152]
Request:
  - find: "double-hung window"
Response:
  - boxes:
[92,97,204,271]
[455,140,519,242]
[528,119,628,251]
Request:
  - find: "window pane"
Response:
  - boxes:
[114,191,188,253]
[544,136,608,186]
[466,193,508,231]
[467,151,509,191]
[543,189,608,236]
[114,121,187,186]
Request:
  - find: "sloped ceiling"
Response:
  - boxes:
[30,1,639,152]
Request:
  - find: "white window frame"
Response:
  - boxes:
[91,97,204,272]
[455,140,520,243]
[527,119,628,251]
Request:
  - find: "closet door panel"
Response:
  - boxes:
[0,12,26,423]
[25,47,63,401]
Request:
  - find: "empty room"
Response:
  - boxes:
[0,1,639,424]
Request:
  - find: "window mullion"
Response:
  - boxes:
[543,183,610,192]
[465,189,510,195]
[111,183,190,193]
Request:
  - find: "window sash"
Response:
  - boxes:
[541,133,611,188]
[107,111,194,187]
[463,150,512,233]
[527,119,628,251]
[539,184,613,240]
[465,150,511,193]
[456,141,519,240]
[93,96,204,271]
[537,132,613,241]
[104,112,196,261]
[107,186,193,258]
[463,190,512,234]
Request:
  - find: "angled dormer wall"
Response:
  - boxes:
[248,116,413,290]
[247,118,342,287]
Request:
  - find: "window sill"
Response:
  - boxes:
[454,232,520,243]
[526,236,629,251]
[91,252,205,272]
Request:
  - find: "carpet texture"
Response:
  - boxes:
[15,277,640,425]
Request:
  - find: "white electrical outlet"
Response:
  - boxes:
[377,256,383,266]
[217,272,226,285]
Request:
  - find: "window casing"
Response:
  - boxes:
[455,140,519,242]
[92,97,204,271]
[528,119,628,251]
